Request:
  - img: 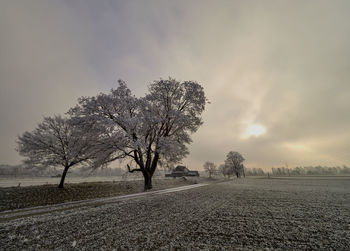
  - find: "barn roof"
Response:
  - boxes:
[174,165,188,172]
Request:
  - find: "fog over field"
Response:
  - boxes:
[1,0,350,170]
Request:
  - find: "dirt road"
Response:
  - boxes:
[1,177,349,250]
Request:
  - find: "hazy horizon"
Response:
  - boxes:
[1,0,350,170]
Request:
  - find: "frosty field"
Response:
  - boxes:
[1,177,349,250]
[0,176,144,188]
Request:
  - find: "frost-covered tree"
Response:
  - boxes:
[218,164,226,177]
[203,161,216,178]
[17,115,99,188]
[219,163,233,178]
[70,78,207,190]
[225,151,245,178]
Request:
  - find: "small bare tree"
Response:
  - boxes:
[203,161,216,178]
[17,115,99,188]
[225,151,245,178]
[218,163,230,178]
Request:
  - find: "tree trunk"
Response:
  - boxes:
[142,151,159,191]
[58,165,69,188]
[143,171,153,191]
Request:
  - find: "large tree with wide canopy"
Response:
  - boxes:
[70,78,207,190]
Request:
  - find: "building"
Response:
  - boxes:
[165,165,199,177]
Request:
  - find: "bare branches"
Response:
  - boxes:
[203,161,217,178]
[127,164,142,173]
[17,115,98,170]
[18,78,207,189]
[224,151,245,178]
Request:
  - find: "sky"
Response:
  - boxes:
[1,0,350,170]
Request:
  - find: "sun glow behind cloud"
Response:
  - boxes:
[242,124,266,138]
[1,0,350,169]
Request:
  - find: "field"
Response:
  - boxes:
[1,177,349,250]
[0,177,199,211]
[0,175,145,187]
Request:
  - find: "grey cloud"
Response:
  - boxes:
[0,0,99,163]
[1,0,349,169]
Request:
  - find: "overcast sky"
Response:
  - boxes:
[1,0,349,170]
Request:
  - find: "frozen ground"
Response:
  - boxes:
[0,176,144,187]
[0,178,199,211]
[1,177,349,250]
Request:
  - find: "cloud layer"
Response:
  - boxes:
[1,0,349,169]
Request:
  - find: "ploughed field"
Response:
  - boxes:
[1,177,350,250]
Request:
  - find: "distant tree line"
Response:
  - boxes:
[270,165,350,176]
[244,165,350,176]
[244,167,266,176]
[0,164,126,177]
[0,164,29,176]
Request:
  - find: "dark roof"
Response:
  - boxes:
[174,165,189,172]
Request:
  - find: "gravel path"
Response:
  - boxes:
[1,177,349,250]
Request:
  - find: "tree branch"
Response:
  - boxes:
[127,164,142,173]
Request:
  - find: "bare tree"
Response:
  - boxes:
[218,163,230,178]
[70,78,208,190]
[225,151,245,178]
[203,161,216,178]
[218,164,226,177]
[17,115,99,188]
